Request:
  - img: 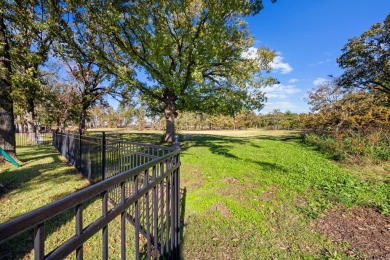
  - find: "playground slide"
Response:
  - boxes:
[0,147,19,168]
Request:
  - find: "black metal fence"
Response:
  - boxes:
[53,132,175,183]
[15,132,53,147]
[0,132,181,259]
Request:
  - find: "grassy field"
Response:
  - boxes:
[1,129,389,259]
[178,130,389,259]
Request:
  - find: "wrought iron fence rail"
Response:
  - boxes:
[1,131,181,259]
[107,140,174,151]
[0,149,180,259]
[15,132,53,147]
[53,132,174,183]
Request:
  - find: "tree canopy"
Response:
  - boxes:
[1,0,278,154]
[66,0,277,141]
[306,80,390,134]
[337,14,390,96]
[1,0,53,154]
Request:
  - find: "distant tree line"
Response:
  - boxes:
[80,107,305,132]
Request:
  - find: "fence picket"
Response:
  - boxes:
[1,131,181,259]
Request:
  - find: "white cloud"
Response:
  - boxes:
[313,78,327,86]
[242,48,293,74]
[310,58,332,66]
[261,102,297,113]
[318,58,332,64]
[271,55,293,74]
[263,84,301,100]
[288,78,299,83]
[241,47,259,59]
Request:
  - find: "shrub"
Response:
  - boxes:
[302,130,390,163]
[373,145,390,161]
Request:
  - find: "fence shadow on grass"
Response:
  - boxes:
[0,144,92,259]
[0,145,85,199]
[0,197,98,259]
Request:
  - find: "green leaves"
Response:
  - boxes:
[337,14,390,96]
[75,0,275,115]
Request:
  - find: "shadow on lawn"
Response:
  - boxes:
[0,145,100,259]
[100,132,165,145]
[180,135,244,157]
[1,141,187,259]
[179,132,300,158]
[0,197,98,259]
[0,145,81,198]
[179,187,187,259]
[253,133,302,142]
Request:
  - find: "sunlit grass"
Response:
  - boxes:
[0,145,138,259]
[179,132,389,258]
[1,130,388,259]
[0,145,90,222]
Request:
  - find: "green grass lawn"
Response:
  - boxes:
[1,130,389,259]
[0,145,138,259]
[0,145,90,222]
[178,131,389,259]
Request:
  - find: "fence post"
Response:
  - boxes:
[102,132,106,181]
[67,130,70,160]
[172,134,180,150]
[78,133,82,170]
[172,134,180,257]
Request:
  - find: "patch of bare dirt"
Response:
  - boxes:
[219,177,246,199]
[223,177,238,184]
[315,207,390,259]
[181,166,203,191]
[257,186,278,201]
[206,203,232,219]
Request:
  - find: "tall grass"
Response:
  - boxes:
[302,129,390,163]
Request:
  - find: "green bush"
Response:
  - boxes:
[303,131,390,162]
[373,145,390,161]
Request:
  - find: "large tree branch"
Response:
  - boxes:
[181,14,208,95]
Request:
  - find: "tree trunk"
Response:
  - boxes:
[25,89,37,142]
[0,108,16,156]
[163,91,177,143]
[0,15,16,156]
[16,115,23,133]
[79,110,86,135]
[25,110,36,142]
[164,106,175,143]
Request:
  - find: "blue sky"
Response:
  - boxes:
[247,0,390,114]
[108,1,389,113]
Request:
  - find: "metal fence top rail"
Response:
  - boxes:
[0,148,180,244]
[57,132,174,151]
